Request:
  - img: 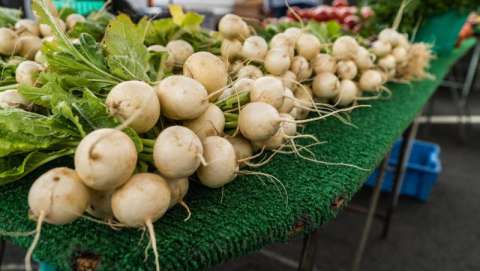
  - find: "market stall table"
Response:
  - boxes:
[0,39,476,271]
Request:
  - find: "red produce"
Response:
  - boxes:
[332,0,349,7]
[360,6,374,18]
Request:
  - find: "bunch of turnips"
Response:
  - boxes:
[0,1,433,270]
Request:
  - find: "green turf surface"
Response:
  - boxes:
[0,38,476,271]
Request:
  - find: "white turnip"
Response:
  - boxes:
[218,14,250,40]
[0,28,18,55]
[153,126,204,179]
[250,76,285,109]
[221,39,242,60]
[296,33,321,60]
[17,35,42,60]
[241,36,268,62]
[336,79,359,106]
[183,52,228,99]
[291,56,312,81]
[237,65,263,79]
[75,129,138,191]
[371,40,391,57]
[0,89,30,109]
[66,14,85,30]
[166,40,194,66]
[354,47,374,70]
[226,135,253,168]
[197,136,238,188]
[359,69,384,92]
[278,88,295,113]
[378,54,396,71]
[264,48,291,76]
[278,70,296,90]
[392,46,408,66]
[312,72,339,99]
[270,33,294,49]
[16,61,43,86]
[155,75,209,120]
[336,60,358,80]
[312,53,336,74]
[106,81,160,133]
[332,36,359,60]
[283,27,302,43]
[183,104,225,140]
[378,28,401,46]
[111,173,171,271]
[39,18,66,37]
[15,19,40,36]
[239,102,281,141]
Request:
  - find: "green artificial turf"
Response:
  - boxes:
[0,38,476,271]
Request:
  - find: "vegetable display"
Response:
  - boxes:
[0,1,434,270]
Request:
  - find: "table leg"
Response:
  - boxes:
[459,42,480,140]
[297,230,321,271]
[351,155,389,271]
[381,121,419,239]
[0,239,5,268]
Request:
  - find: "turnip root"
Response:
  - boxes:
[66,14,85,30]
[283,27,302,43]
[397,34,411,50]
[291,56,312,81]
[239,102,281,141]
[184,104,225,140]
[0,28,18,55]
[250,76,285,109]
[197,136,238,188]
[167,177,189,208]
[296,33,321,60]
[0,89,30,109]
[17,35,42,59]
[237,65,263,79]
[167,40,194,66]
[156,75,209,120]
[312,72,339,99]
[228,60,244,74]
[371,40,391,57]
[26,167,90,271]
[111,173,171,271]
[312,53,336,74]
[264,48,291,75]
[291,86,313,120]
[378,55,396,71]
[255,114,296,150]
[278,88,295,113]
[34,50,47,65]
[336,80,359,106]
[16,61,43,86]
[75,129,138,191]
[354,47,375,70]
[221,39,242,60]
[332,36,359,60]
[15,19,40,36]
[218,14,250,40]
[396,43,433,81]
[279,70,296,90]
[359,69,384,92]
[39,18,66,37]
[392,46,408,66]
[233,77,254,93]
[270,33,294,49]
[241,36,268,62]
[184,52,228,100]
[226,135,253,168]
[378,28,401,47]
[336,60,358,80]
[106,81,160,133]
[153,126,204,179]
[87,190,114,220]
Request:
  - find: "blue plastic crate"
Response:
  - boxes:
[364,140,442,202]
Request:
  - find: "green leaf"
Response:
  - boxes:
[0,7,21,28]
[77,33,107,70]
[0,148,74,186]
[104,14,150,81]
[69,11,114,41]
[145,19,177,45]
[0,109,78,157]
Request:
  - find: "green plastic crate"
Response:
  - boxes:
[53,0,104,15]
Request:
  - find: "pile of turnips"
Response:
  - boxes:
[0,3,433,270]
